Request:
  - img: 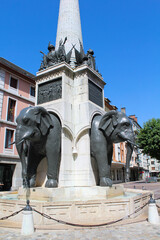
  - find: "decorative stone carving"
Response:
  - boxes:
[39,38,72,70]
[87,49,96,70]
[88,80,103,108]
[37,78,62,104]
[39,38,99,72]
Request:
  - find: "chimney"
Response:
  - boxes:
[129,115,138,122]
[121,107,126,114]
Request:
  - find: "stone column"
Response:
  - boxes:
[56,0,83,66]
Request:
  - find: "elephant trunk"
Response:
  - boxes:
[15,128,30,188]
[15,127,34,146]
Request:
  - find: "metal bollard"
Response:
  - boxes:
[148,194,160,225]
[21,200,34,235]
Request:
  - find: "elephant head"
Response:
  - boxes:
[99,110,135,182]
[99,110,135,145]
[16,106,53,145]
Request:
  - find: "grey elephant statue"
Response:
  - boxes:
[15,106,61,188]
[90,110,135,187]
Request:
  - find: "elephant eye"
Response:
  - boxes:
[23,118,29,124]
[123,122,130,126]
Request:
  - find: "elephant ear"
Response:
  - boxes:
[35,107,54,135]
[99,110,118,138]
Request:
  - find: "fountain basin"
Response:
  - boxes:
[0,185,151,229]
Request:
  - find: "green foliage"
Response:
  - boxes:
[137,118,160,160]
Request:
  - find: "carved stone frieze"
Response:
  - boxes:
[36,71,63,84]
[64,69,74,79]
[74,71,87,80]
[37,78,62,104]
[87,72,105,89]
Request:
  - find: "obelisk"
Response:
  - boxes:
[36,0,105,187]
[55,0,83,66]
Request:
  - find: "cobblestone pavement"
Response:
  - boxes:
[123,181,160,199]
[0,221,160,240]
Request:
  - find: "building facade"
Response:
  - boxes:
[129,114,150,181]
[0,58,35,190]
[149,157,160,177]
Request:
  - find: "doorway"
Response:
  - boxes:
[0,164,15,191]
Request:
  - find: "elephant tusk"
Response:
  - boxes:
[126,140,138,147]
[8,141,16,146]
[117,133,137,147]
[16,139,25,146]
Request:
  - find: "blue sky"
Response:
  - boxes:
[0,0,160,126]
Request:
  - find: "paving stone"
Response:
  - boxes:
[0,221,160,240]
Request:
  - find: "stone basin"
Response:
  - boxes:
[0,185,151,230]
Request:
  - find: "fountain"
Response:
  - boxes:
[0,0,151,230]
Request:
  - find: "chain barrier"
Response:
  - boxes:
[0,208,24,221]
[0,196,159,227]
[155,197,160,208]
[33,202,148,228]
[155,197,160,201]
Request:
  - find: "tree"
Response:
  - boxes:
[137,118,160,160]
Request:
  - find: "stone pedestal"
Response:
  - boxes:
[18,185,124,202]
[36,62,105,187]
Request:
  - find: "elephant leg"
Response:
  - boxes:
[19,152,30,188]
[45,150,60,188]
[27,148,43,187]
[101,143,113,186]
[45,115,61,188]
[99,143,113,187]
[45,141,60,188]
[91,135,112,187]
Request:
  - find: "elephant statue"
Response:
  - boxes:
[15,106,61,188]
[90,110,135,187]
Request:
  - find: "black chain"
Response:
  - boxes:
[33,202,148,228]
[0,208,24,221]
[155,197,160,208]
[155,197,160,201]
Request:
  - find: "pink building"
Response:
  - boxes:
[0,57,35,190]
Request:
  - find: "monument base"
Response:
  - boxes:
[18,185,124,202]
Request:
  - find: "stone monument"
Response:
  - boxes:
[0,1,151,230]
[36,0,106,187]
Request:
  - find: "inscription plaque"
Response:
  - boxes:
[38,78,62,104]
[89,80,103,108]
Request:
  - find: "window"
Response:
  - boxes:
[30,86,35,97]
[7,98,16,122]
[118,147,121,162]
[5,129,14,149]
[10,77,18,89]
[151,161,155,165]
